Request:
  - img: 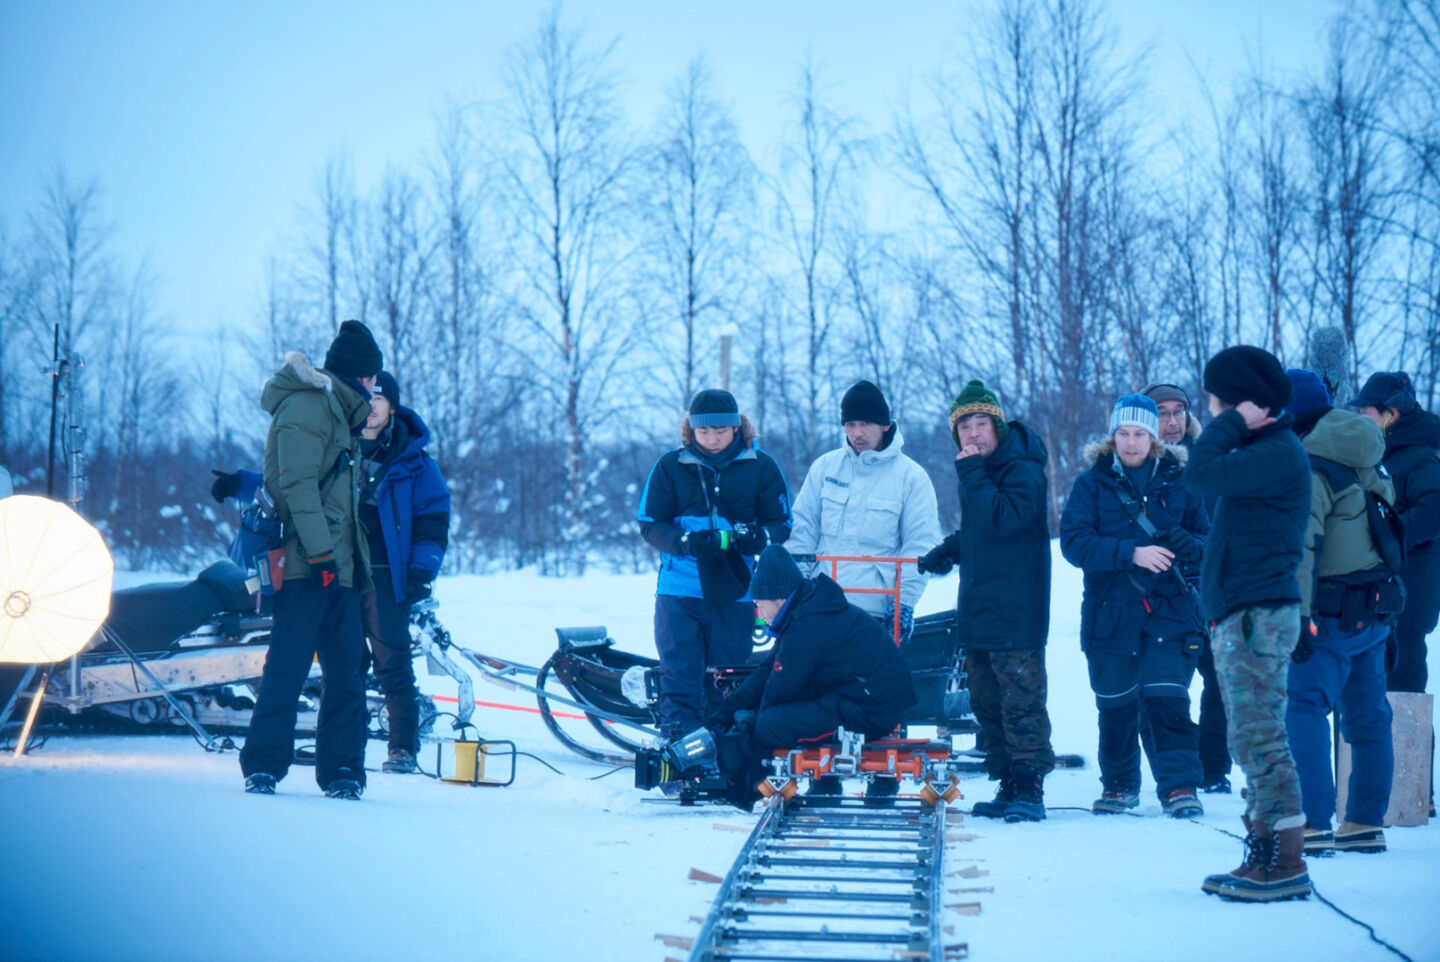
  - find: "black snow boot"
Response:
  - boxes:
[244,773,277,795]
[971,772,1016,819]
[382,748,418,774]
[1003,767,1046,822]
[324,779,364,800]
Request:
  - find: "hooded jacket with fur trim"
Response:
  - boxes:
[1060,439,1209,653]
[261,352,370,589]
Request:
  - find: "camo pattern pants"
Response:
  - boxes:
[1211,603,1305,831]
[967,648,1056,778]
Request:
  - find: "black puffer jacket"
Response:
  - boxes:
[1383,409,1440,634]
[929,420,1052,650]
[1184,410,1311,622]
[728,576,915,733]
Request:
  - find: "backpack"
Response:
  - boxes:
[1307,455,1407,574]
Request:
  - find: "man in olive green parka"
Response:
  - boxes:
[240,320,382,800]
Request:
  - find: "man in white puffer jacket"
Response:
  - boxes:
[788,381,943,642]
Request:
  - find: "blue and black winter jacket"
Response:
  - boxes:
[1061,442,1209,654]
[364,406,451,604]
[638,428,791,602]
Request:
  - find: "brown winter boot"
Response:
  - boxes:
[1214,824,1311,902]
[1202,815,1269,895]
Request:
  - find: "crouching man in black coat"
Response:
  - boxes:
[710,546,916,809]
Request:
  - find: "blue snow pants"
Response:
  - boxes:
[1286,616,1393,830]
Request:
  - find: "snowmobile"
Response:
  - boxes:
[2,560,440,744]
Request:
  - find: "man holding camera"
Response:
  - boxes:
[638,390,792,741]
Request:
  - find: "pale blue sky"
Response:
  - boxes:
[1,1,1336,343]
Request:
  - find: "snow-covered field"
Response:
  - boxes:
[2,545,1437,961]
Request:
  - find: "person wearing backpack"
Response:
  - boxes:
[1353,371,1440,695]
[1283,369,1398,857]
[239,320,380,800]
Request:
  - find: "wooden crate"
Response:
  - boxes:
[1335,691,1433,828]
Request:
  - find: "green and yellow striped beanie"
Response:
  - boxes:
[948,379,1009,449]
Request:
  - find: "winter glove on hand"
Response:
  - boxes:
[731,524,768,555]
[1292,618,1317,664]
[1160,527,1203,566]
[882,598,915,644]
[210,469,242,503]
[682,530,726,557]
[405,569,433,604]
[916,542,955,577]
[730,709,757,737]
[310,553,341,591]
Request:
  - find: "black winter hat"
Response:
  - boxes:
[688,389,741,428]
[372,371,401,406]
[1353,371,1418,415]
[750,545,804,602]
[1203,345,1291,412]
[840,380,891,426]
[324,320,384,379]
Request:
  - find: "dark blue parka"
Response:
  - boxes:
[1060,442,1209,654]
[727,575,916,732]
[1184,410,1311,622]
[927,421,1052,650]
[638,422,791,602]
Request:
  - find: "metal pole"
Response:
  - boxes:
[13,668,50,757]
[46,326,59,498]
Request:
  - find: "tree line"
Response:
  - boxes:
[2,0,1439,573]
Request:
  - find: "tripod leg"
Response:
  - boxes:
[13,668,50,757]
[0,664,38,732]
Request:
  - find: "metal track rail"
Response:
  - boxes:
[688,794,966,962]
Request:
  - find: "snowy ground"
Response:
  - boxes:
[2,545,1437,961]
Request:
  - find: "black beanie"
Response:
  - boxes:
[840,380,891,425]
[688,389,741,428]
[750,545,803,601]
[324,320,384,379]
[372,371,401,407]
[1203,346,1292,412]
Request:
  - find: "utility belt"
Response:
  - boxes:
[1314,570,1406,631]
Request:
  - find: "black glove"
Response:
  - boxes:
[406,569,433,604]
[310,553,341,591]
[1159,527,1203,565]
[210,469,242,503]
[1292,617,1317,663]
[730,709,757,736]
[732,524,768,555]
[682,530,727,557]
[917,542,955,576]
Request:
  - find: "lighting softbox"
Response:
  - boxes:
[0,495,114,664]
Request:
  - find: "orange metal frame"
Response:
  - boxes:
[810,554,917,646]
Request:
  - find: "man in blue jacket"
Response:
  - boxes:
[1188,346,1314,903]
[356,371,450,774]
[1061,395,1209,818]
[638,390,791,740]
